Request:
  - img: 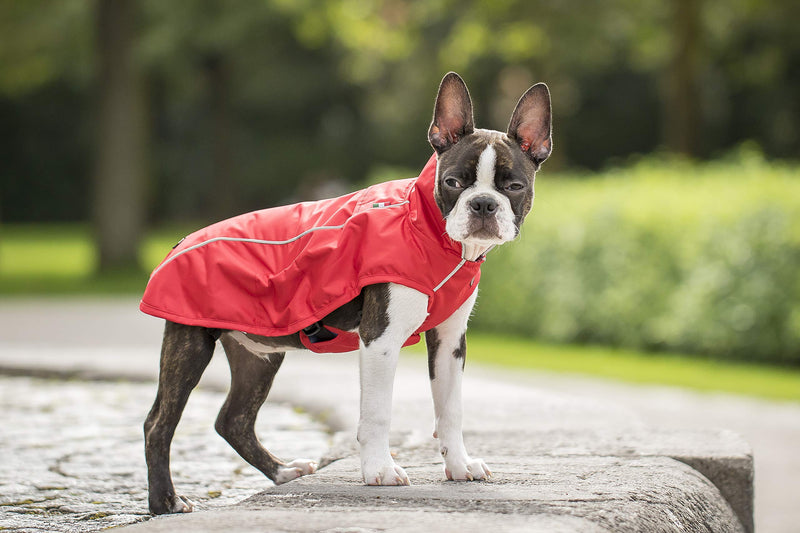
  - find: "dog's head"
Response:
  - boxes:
[428,72,552,250]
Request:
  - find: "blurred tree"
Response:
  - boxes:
[93,0,146,271]
[0,0,92,222]
[203,52,234,220]
[1,0,798,230]
[665,0,700,156]
[139,0,367,222]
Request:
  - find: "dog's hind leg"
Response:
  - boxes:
[216,335,317,484]
[144,321,216,515]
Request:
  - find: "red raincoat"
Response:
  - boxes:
[140,154,483,353]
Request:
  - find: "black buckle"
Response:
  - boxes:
[302,321,337,343]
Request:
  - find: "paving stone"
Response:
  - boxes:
[0,376,329,532]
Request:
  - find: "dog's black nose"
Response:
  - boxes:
[469,196,498,216]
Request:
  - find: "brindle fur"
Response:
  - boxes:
[425,328,441,380]
[453,332,466,370]
[434,133,536,228]
[425,328,466,382]
[144,321,216,514]
[359,283,391,346]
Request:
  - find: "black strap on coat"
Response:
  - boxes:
[302,321,338,343]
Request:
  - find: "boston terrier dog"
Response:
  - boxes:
[141,72,552,515]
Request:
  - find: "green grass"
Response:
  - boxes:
[454,332,800,402]
[0,223,188,295]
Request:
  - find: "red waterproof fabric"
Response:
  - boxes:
[139,154,483,353]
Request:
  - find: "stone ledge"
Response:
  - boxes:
[315,428,753,532]
[120,429,751,533]
[120,508,607,533]
[461,428,754,533]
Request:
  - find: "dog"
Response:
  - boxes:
[141,72,552,515]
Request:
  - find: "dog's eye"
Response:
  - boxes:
[504,182,524,191]
[444,178,463,189]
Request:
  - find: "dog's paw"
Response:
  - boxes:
[362,460,410,486]
[445,457,492,481]
[275,458,318,485]
[150,494,194,515]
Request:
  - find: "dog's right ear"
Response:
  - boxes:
[428,72,475,154]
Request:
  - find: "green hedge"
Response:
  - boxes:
[474,149,800,364]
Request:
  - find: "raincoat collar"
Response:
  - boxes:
[409,154,490,263]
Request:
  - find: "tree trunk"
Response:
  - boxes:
[663,0,701,156]
[93,0,146,272]
[204,53,235,220]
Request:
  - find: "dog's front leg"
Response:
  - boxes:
[426,290,491,481]
[358,283,428,486]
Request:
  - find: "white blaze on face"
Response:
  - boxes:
[445,142,518,248]
[475,143,497,189]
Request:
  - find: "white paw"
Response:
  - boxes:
[275,458,317,484]
[445,457,492,481]
[167,494,194,513]
[176,495,194,513]
[362,460,410,486]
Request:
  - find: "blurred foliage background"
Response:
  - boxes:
[476,149,800,364]
[1,0,798,364]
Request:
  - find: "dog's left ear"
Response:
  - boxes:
[428,72,475,154]
[507,83,552,166]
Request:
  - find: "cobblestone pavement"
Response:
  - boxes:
[0,376,330,533]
